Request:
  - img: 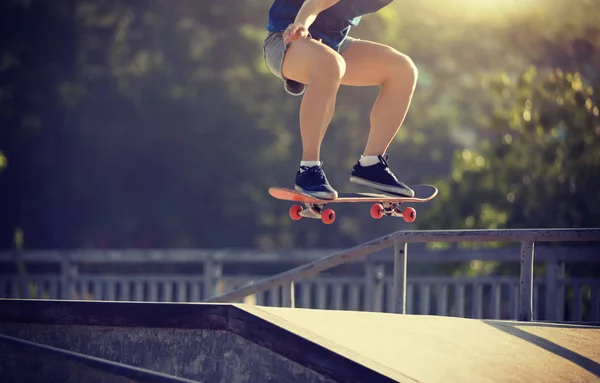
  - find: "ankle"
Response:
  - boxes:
[359,155,381,167]
[300,160,321,167]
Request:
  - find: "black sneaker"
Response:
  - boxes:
[295,164,338,200]
[350,155,415,197]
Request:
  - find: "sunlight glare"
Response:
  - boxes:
[434,0,540,20]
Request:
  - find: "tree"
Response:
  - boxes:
[1,0,598,251]
[419,0,600,233]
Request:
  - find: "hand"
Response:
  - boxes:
[283,22,308,43]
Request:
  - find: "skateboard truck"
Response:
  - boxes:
[370,202,416,222]
[289,201,416,225]
[289,203,336,224]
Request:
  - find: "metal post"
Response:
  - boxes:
[281,282,295,308]
[373,263,385,312]
[393,241,408,314]
[203,261,223,300]
[60,257,69,300]
[545,260,559,321]
[518,241,535,321]
[60,256,76,300]
[556,262,566,321]
[365,257,375,311]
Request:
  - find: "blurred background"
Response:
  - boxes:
[0,0,599,319]
[1,0,599,250]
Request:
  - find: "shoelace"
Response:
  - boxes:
[377,155,400,180]
[378,154,390,167]
[299,166,326,181]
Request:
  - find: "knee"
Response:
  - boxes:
[389,51,418,88]
[404,54,418,85]
[310,51,346,81]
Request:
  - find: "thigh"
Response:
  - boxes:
[282,37,346,85]
[340,40,415,87]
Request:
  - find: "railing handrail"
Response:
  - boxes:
[203,228,600,319]
[390,228,600,242]
[204,231,397,303]
[0,249,354,263]
[1,240,598,265]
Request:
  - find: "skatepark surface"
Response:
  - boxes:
[1,299,599,382]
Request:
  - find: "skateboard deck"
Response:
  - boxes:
[269,184,438,224]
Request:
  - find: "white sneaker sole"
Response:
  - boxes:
[294,185,338,200]
[349,176,414,197]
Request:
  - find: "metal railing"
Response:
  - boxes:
[1,229,599,321]
[205,228,600,321]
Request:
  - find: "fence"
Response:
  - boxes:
[1,228,599,322]
[205,229,600,321]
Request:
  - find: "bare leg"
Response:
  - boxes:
[279,37,345,199]
[339,40,418,196]
[341,40,418,156]
[282,39,346,161]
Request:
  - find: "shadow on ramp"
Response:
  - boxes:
[2,299,599,383]
[483,320,600,380]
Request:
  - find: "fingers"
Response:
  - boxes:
[283,26,299,43]
[286,28,307,43]
[283,23,308,43]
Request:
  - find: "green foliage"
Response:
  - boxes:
[420,5,600,233]
[0,0,598,250]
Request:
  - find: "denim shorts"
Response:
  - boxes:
[262,31,358,96]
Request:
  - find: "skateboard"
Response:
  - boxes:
[269,185,438,224]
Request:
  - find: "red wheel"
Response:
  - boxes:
[289,205,303,220]
[370,204,384,219]
[321,208,335,224]
[403,207,416,223]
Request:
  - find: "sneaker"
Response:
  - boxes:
[350,155,415,197]
[295,164,338,200]
[285,79,306,96]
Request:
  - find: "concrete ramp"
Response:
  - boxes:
[252,306,600,383]
[0,299,599,383]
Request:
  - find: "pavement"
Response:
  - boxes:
[0,299,599,383]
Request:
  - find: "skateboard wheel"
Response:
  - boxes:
[289,205,303,220]
[403,207,416,223]
[321,208,335,224]
[370,204,384,219]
